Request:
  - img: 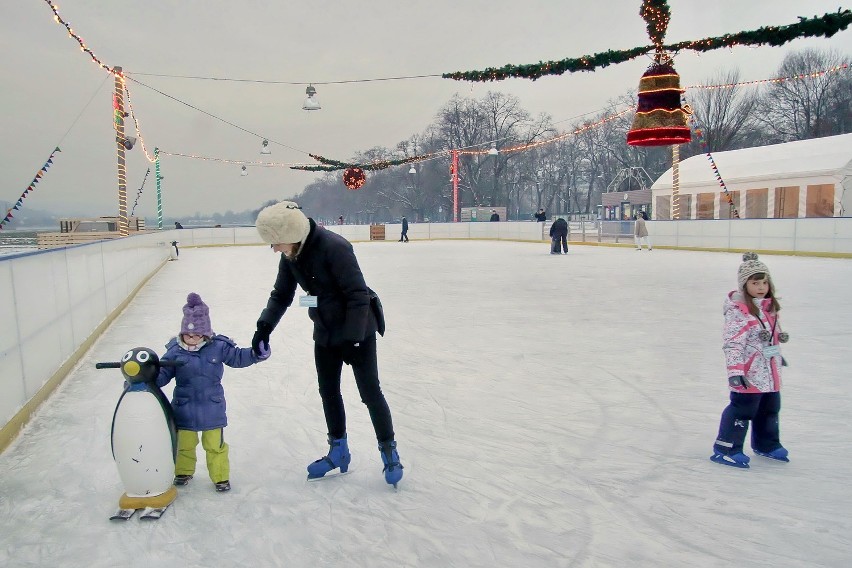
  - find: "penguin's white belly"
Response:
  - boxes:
[112,391,174,497]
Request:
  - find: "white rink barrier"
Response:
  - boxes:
[0,231,175,450]
[174,219,852,254]
[2,217,851,449]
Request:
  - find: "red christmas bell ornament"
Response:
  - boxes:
[627,60,692,147]
[343,167,366,190]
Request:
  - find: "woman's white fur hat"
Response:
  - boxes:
[255,201,310,245]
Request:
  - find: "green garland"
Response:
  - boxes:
[641,0,671,49]
[443,10,851,82]
[290,152,434,172]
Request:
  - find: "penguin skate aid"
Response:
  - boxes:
[254,201,404,487]
[97,348,182,520]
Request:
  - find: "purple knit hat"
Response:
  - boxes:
[180,293,213,337]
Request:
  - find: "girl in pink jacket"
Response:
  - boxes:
[711,252,790,468]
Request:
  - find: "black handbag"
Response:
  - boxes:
[368,287,385,336]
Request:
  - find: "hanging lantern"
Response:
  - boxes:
[627,60,692,146]
[343,167,366,190]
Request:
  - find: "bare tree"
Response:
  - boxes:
[683,69,760,153]
[755,49,852,142]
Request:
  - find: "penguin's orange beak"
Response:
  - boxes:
[123,361,140,377]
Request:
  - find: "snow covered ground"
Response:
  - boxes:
[1,241,851,568]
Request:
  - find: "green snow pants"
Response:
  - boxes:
[175,428,230,483]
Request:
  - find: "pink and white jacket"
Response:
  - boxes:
[722,291,782,393]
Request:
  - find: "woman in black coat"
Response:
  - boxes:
[252,202,403,487]
[549,217,569,254]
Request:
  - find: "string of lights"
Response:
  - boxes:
[44,0,847,95]
[40,0,850,182]
[123,75,310,156]
[42,0,114,73]
[686,63,849,90]
[130,168,150,216]
[124,71,444,85]
[122,79,158,163]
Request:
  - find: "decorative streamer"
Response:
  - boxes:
[1,147,61,229]
[690,121,741,218]
[130,168,150,216]
[155,148,163,230]
[671,144,681,219]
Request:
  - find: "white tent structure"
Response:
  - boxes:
[651,134,852,220]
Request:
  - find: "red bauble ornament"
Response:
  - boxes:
[343,167,366,190]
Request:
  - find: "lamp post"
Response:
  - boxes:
[406,165,416,220]
[488,143,499,210]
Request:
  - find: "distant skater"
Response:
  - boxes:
[549,217,568,254]
[399,216,409,242]
[634,212,652,250]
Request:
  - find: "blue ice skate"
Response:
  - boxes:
[379,439,403,488]
[307,435,351,479]
[754,447,789,462]
[710,451,750,468]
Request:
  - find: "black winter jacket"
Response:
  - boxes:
[549,218,569,238]
[258,219,378,346]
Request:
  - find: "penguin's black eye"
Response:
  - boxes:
[136,351,150,363]
[122,351,133,362]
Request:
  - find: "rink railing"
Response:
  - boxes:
[175,218,852,255]
[3,218,852,450]
[0,232,175,452]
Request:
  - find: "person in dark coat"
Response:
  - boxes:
[489,210,500,222]
[174,221,184,229]
[399,216,409,242]
[253,201,403,487]
[549,217,569,254]
[534,209,547,222]
[157,293,271,491]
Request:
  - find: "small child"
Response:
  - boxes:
[157,293,270,491]
[711,253,790,468]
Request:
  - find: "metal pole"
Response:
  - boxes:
[114,67,128,236]
[452,150,459,222]
[493,149,498,208]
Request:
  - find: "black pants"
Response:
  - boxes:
[551,235,567,253]
[399,230,409,242]
[314,336,395,442]
[714,391,782,455]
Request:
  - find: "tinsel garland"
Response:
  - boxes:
[290,152,433,172]
[442,10,851,82]
[641,0,671,49]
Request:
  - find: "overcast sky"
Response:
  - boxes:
[2,1,850,218]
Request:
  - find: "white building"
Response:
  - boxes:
[651,133,852,220]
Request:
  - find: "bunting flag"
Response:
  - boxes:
[130,168,150,216]
[1,147,61,229]
[690,120,740,219]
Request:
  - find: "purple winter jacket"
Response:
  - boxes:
[156,335,261,431]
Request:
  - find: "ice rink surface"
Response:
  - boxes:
[1,241,850,568]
